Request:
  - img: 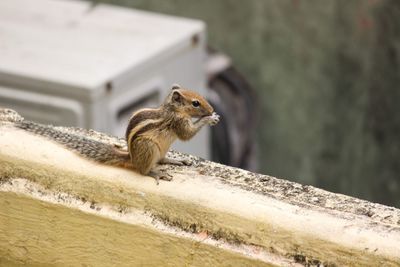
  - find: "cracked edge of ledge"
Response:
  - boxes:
[163,150,400,229]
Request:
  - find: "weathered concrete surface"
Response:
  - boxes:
[1,189,274,267]
[0,109,399,267]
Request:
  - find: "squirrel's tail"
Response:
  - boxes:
[16,121,131,168]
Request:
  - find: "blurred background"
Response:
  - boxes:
[1,0,399,207]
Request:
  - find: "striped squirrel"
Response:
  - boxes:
[14,84,220,183]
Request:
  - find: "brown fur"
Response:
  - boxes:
[129,137,160,174]
[166,89,214,118]
[125,108,161,140]
[126,85,217,175]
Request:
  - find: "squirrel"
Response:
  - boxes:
[15,84,220,183]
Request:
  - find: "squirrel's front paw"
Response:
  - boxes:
[206,112,220,126]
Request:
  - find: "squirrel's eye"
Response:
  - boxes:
[192,100,200,107]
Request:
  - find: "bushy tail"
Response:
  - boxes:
[16,121,131,168]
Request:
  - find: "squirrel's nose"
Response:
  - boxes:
[204,109,213,116]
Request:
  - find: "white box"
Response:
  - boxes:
[0,0,210,158]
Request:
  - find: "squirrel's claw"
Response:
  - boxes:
[149,170,173,185]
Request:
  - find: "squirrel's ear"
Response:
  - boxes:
[171,90,183,103]
[171,84,181,90]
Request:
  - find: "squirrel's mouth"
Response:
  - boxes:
[192,114,206,122]
[192,113,212,123]
[192,117,202,123]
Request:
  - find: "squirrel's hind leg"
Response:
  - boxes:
[130,139,171,185]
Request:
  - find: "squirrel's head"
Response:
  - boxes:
[165,84,214,118]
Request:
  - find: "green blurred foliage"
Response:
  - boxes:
[93,0,400,207]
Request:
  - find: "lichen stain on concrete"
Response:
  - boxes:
[0,191,275,267]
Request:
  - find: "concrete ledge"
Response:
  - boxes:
[0,109,399,266]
